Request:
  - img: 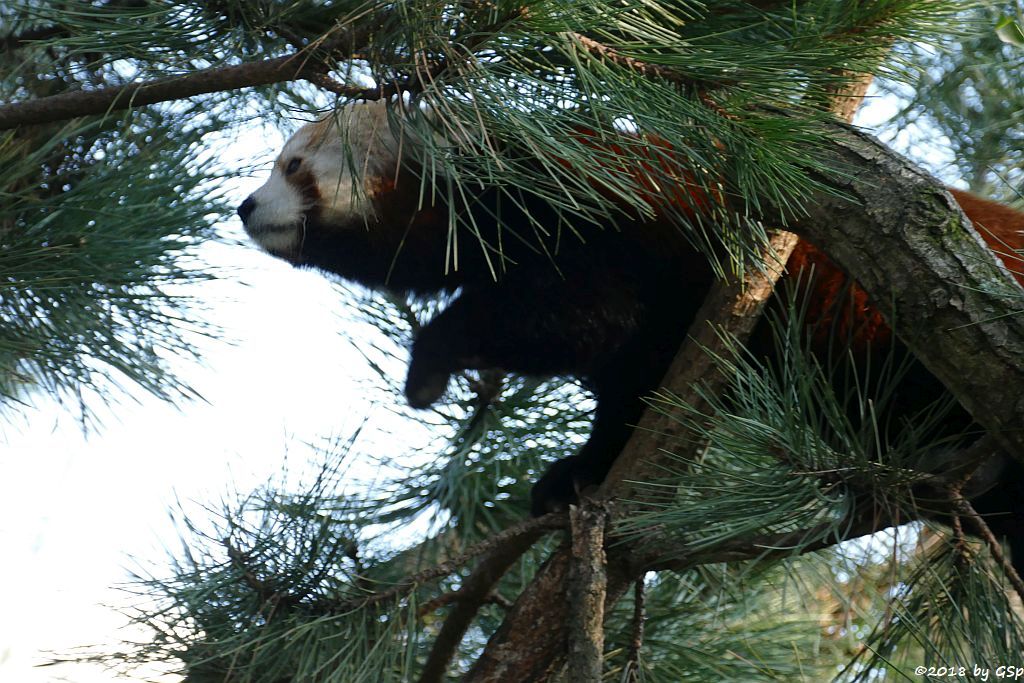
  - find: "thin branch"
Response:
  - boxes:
[0,51,355,130]
[224,539,299,620]
[949,489,1024,603]
[0,20,386,130]
[416,519,553,683]
[625,579,645,683]
[304,71,376,99]
[417,589,513,617]
[318,513,565,615]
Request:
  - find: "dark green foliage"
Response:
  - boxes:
[0,111,219,413]
[6,1,1022,681]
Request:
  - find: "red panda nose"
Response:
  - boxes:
[238,196,256,224]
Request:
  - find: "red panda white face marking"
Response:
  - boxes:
[240,100,402,261]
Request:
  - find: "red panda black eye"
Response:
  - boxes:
[285,157,302,176]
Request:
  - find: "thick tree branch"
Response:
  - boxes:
[602,229,802,498]
[566,501,609,683]
[0,51,374,130]
[465,547,636,683]
[783,124,1024,461]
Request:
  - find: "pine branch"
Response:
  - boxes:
[316,513,565,615]
[0,49,367,130]
[645,507,892,572]
[0,17,388,131]
[466,73,879,682]
[570,33,721,91]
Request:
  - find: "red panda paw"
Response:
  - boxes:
[530,455,602,516]
[405,363,451,409]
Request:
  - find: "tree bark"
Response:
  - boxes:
[786,123,1024,460]
[464,549,635,682]
[566,502,608,683]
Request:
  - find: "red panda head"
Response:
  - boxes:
[238,100,403,262]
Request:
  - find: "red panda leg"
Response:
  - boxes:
[530,381,648,515]
[405,270,650,409]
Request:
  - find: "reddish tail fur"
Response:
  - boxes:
[786,188,1024,350]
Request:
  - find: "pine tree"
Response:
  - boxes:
[4,1,1023,681]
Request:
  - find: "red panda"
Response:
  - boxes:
[238,100,1024,565]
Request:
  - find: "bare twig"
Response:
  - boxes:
[949,489,1024,603]
[625,578,645,683]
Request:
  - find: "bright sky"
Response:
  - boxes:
[0,91,928,682]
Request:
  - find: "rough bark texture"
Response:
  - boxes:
[787,124,1024,460]
[566,502,608,683]
[416,523,553,683]
[464,550,635,683]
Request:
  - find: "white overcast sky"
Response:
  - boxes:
[0,90,939,682]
